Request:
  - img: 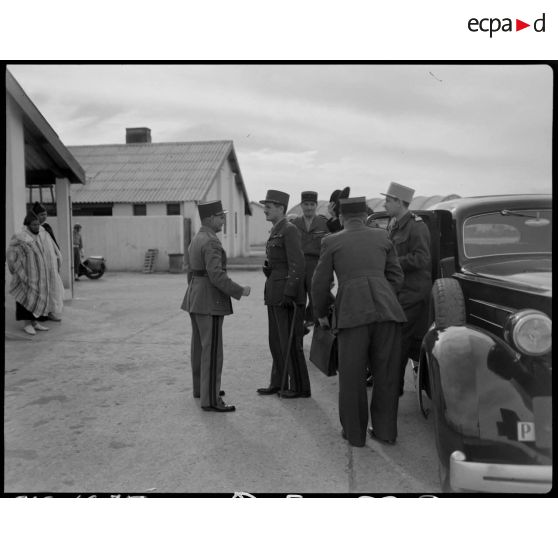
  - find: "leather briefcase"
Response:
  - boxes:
[309,326,338,377]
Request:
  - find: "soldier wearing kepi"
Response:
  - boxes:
[181,200,251,412]
[257,189,311,398]
[382,182,432,396]
[291,191,329,328]
[312,197,406,447]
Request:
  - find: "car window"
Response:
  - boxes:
[463,209,552,258]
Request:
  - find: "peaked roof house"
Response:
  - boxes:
[66,128,252,268]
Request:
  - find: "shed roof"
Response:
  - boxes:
[68,140,251,214]
[6,70,85,185]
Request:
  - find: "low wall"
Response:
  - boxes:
[47,216,184,272]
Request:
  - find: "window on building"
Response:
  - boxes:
[166,203,181,216]
[234,212,238,234]
[133,204,147,216]
[72,204,113,216]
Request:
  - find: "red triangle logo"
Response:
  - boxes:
[516,19,530,31]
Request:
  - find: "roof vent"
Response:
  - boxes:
[126,127,152,144]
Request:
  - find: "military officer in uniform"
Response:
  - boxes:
[290,191,329,327]
[382,182,432,396]
[181,200,251,412]
[257,189,311,399]
[312,197,406,447]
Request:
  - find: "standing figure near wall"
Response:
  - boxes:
[7,212,65,335]
[73,224,84,281]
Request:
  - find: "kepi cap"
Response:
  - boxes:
[339,197,368,215]
[301,191,318,203]
[260,189,290,208]
[198,200,227,220]
[381,181,415,204]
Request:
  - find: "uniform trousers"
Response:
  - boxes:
[303,256,319,322]
[267,304,311,393]
[337,321,401,446]
[397,299,428,392]
[189,313,224,407]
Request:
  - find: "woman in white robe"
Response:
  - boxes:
[38,223,65,319]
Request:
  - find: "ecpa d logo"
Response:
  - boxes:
[468,13,546,37]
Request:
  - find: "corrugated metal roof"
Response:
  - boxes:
[68,141,240,204]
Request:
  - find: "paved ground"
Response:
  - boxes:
[4,270,440,495]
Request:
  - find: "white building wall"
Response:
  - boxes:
[48,216,184,272]
[5,96,27,252]
[113,203,133,216]
[197,161,248,257]
[183,201,197,219]
[183,200,199,242]
[221,165,233,255]
[147,203,168,216]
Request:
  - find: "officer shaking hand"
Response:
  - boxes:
[181,200,251,413]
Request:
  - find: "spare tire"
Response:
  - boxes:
[430,278,466,328]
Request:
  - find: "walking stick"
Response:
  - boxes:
[279,300,298,398]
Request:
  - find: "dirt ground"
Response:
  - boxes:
[4,270,440,495]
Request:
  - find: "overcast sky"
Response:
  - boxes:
[8,64,553,203]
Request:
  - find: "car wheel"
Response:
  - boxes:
[430,278,466,328]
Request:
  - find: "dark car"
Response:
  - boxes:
[370,194,552,493]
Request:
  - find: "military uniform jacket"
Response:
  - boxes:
[264,218,305,306]
[181,226,244,316]
[291,215,329,257]
[387,212,432,308]
[312,222,407,329]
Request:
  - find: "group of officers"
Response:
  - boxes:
[181,181,432,448]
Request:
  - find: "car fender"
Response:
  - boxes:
[423,325,483,440]
[424,321,545,440]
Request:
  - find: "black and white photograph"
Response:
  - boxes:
[3,63,553,499]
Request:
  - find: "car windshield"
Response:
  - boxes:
[463,209,552,258]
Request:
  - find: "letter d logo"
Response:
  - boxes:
[534,13,546,32]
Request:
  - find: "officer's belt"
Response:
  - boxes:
[269,263,289,270]
[190,269,209,277]
[304,254,320,259]
[337,271,385,284]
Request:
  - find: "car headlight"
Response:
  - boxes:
[504,309,552,356]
